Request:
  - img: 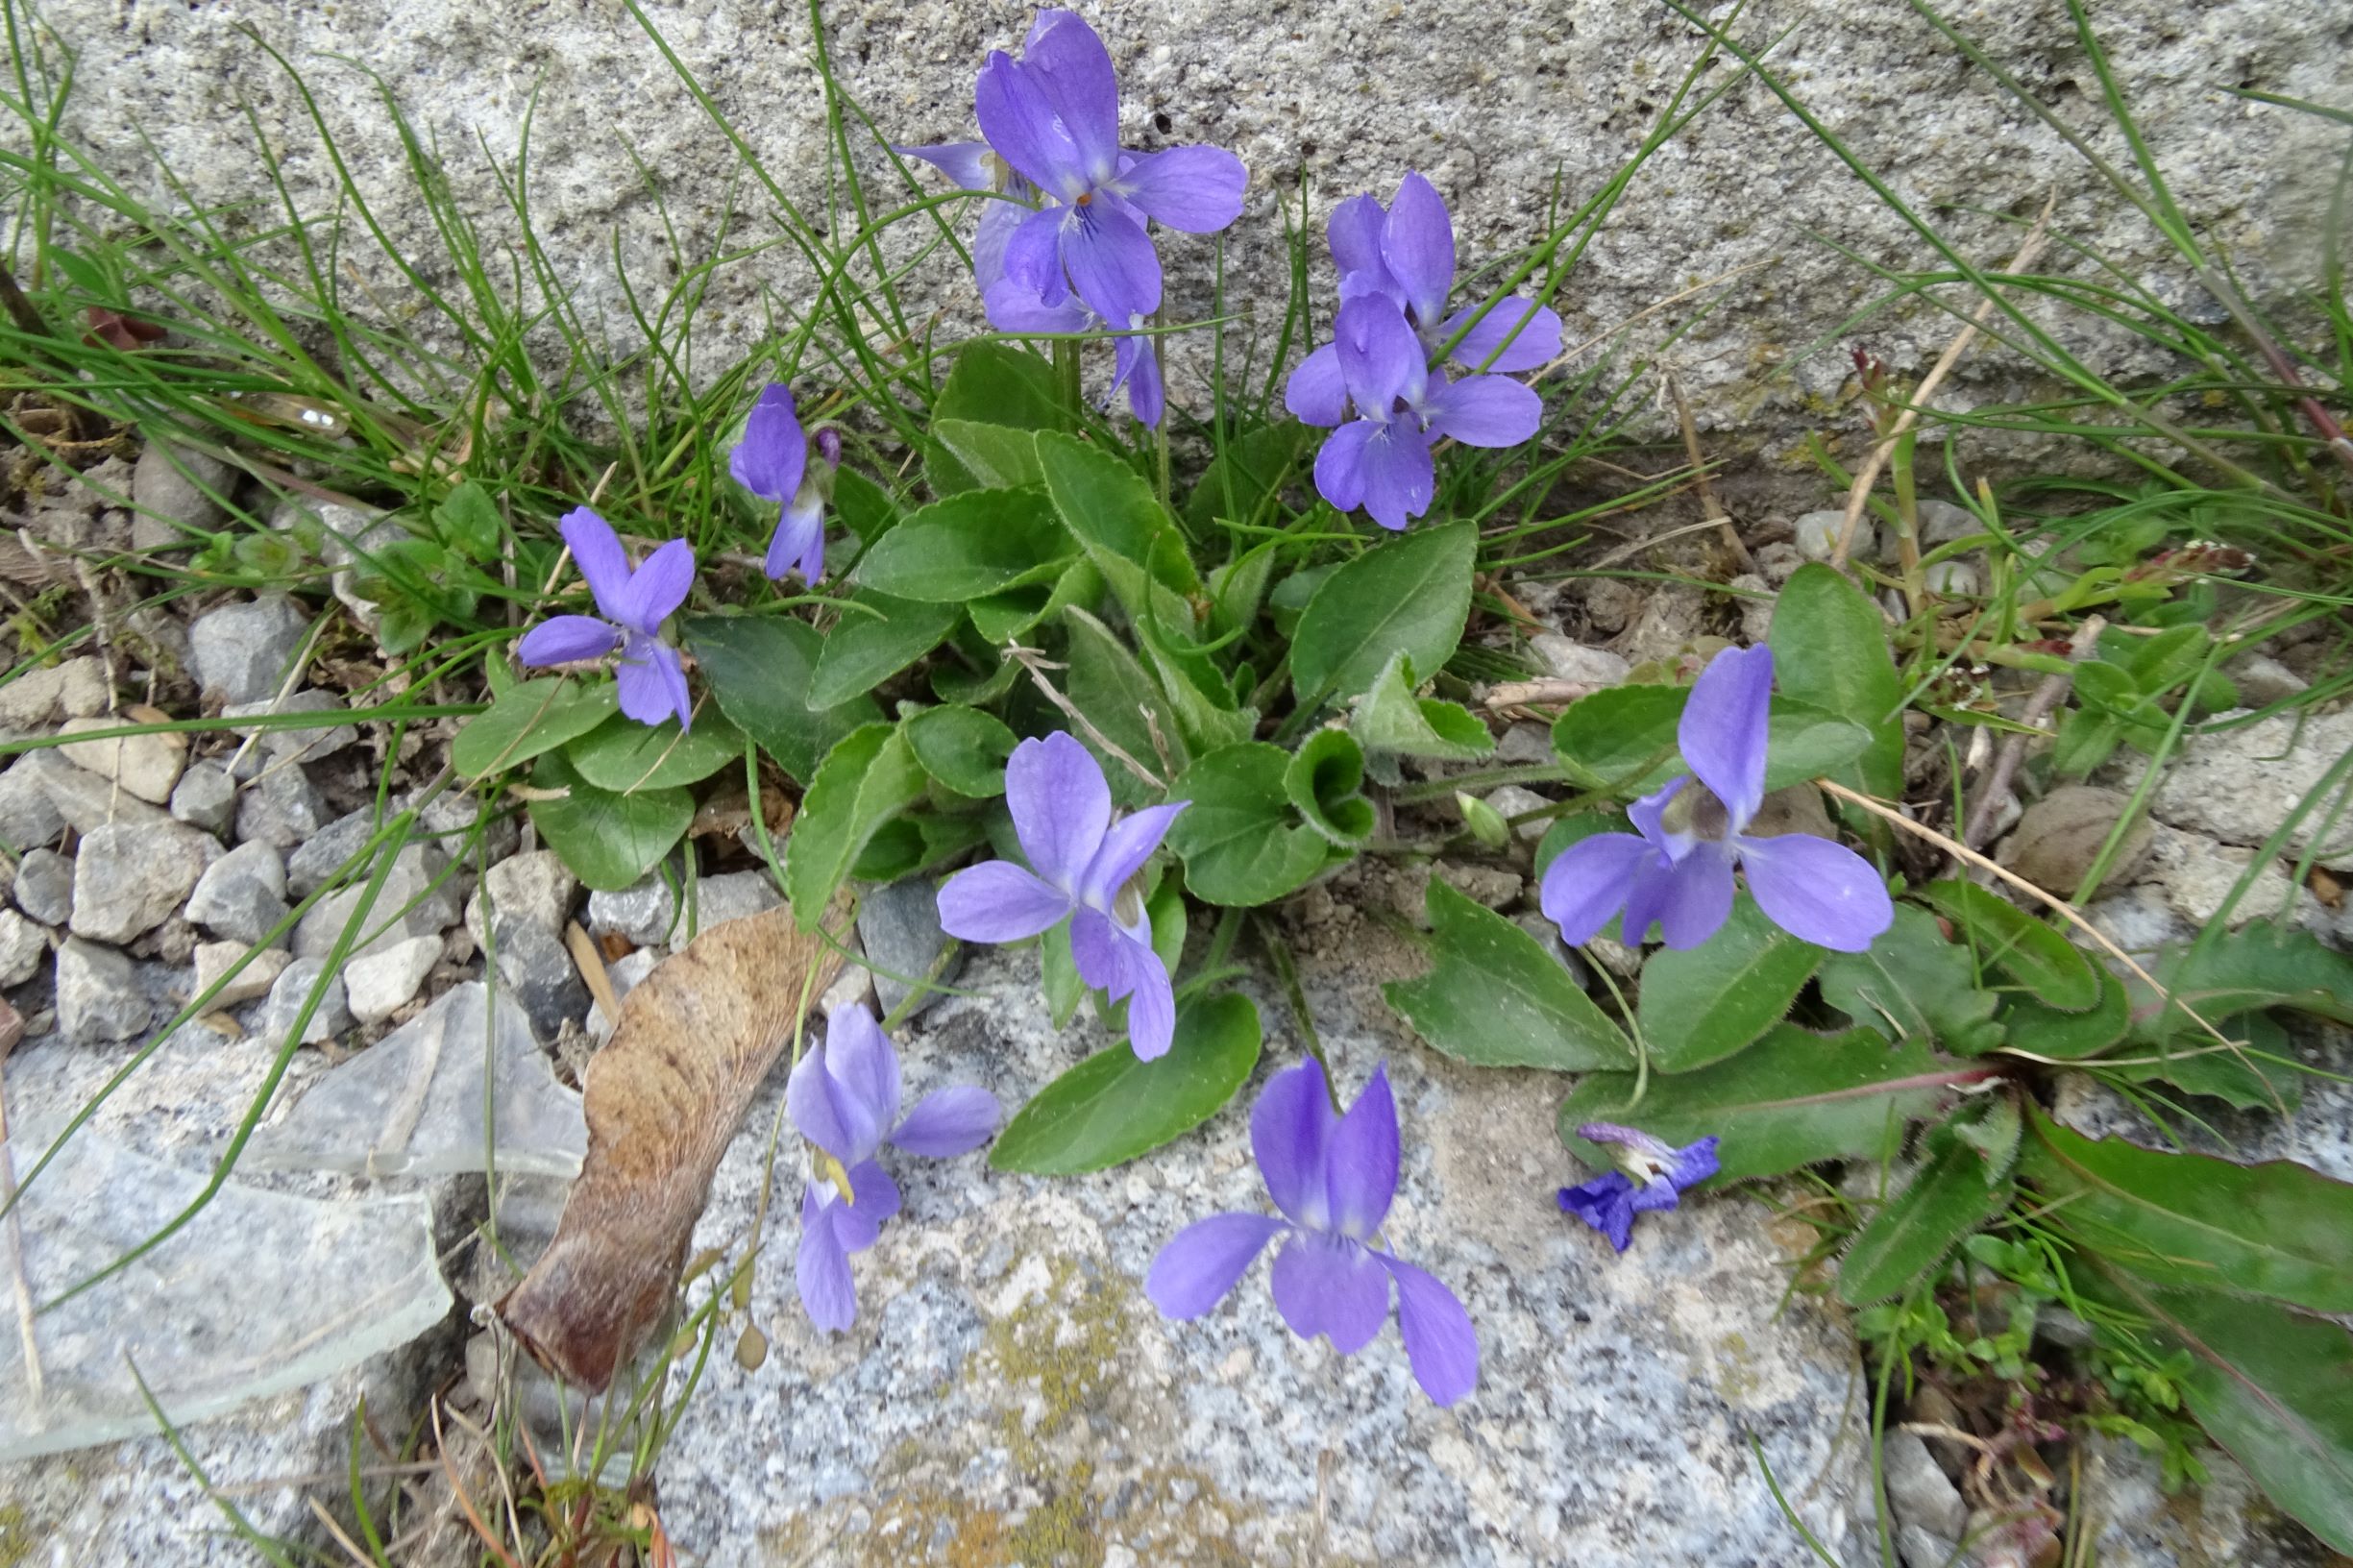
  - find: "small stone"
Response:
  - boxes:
[223,689,360,771]
[56,938,150,1042]
[13,846,74,925]
[189,594,312,706]
[57,716,187,804]
[1997,786,2151,896]
[295,844,463,962]
[1509,913,1590,990]
[285,810,381,898]
[1495,722,1552,767]
[130,440,235,550]
[2139,824,2309,930]
[416,792,521,865]
[1528,634,1630,688]
[1881,1430,1967,1539]
[0,910,47,986]
[2223,652,2305,708]
[1895,1524,1959,1568]
[191,941,292,1012]
[1921,558,1979,597]
[1792,508,1868,563]
[1482,785,1552,843]
[185,840,291,944]
[168,760,237,836]
[1728,572,1775,645]
[233,763,331,849]
[69,821,218,943]
[467,850,579,946]
[0,757,67,851]
[258,955,352,1044]
[858,876,961,1021]
[18,747,168,834]
[0,664,69,728]
[346,935,444,1024]
[54,658,109,720]
[494,919,591,1041]
[585,869,778,947]
[1913,499,1978,547]
[1430,861,1521,914]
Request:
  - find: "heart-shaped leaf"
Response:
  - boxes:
[808,591,961,709]
[1290,521,1475,708]
[1284,728,1375,847]
[1164,742,1335,907]
[1385,879,1633,1070]
[527,751,694,892]
[1636,895,1823,1072]
[1919,880,2100,1012]
[684,614,877,785]
[781,724,928,923]
[453,675,619,778]
[1820,903,2003,1056]
[990,992,1262,1174]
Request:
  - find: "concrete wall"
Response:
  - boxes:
[24,0,2353,450]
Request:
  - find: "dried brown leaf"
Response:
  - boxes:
[496,900,848,1389]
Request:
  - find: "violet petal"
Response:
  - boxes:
[1381,1254,1480,1406]
[1734,831,1894,952]
[1269,1230,1389,1354]
[1146,1213,1286,1318]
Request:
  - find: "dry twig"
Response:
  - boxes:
[1958,615,2106,853]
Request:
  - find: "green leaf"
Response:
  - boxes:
[1838,1118,2016,1305]
[1290,521,1476,708]
[1557,1027,1975,1185]
[1552,685,1867,795]
[452,676,620,778]
[2052,709,2126,777]
[1064,606,1189,809]
[1036,430,1201,605]
[831,468,901,543]
[432,480,502,559]
[527,751,693,892]
[1384,879,1634,1069]
[2024,1107,2353,1311]
[1551,684,1685,792]
[1819,903,2003,1056]
[684,614,878,785]
[1164,742,1336,907]
[565,710,745,793]
[1351,651,1495,761]
[2077,1262,2353,1552]
[931,419,1042,490]
[2124,924,2353,1045]
[2103,625,2210,695]
[968,557,1100,647]
[1919,880,2101,1012]
[1209,541,1277,637]
[926,342,1068,495]
[1041,922,1084,1029]
[1284,728,1375,847]
[902,703,1017,797]
[852,811,990,884]
[1184,421,1306,530]
[1997,969,2129,1060]
[374,600,434,656]
[1768,563,1905,797]
[1636,895,1823,1071]
[781,724,928,923]
[2106,1011,2301,1113]
[990,992,1262,1174]
[808,592,961,709]
[851,487,1072,601]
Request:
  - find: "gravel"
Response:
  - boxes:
[184,840,291,945]
[67,821,218,944]
[55,937,150,1042]
[167,759,237,835]
[12,846,75,926]
[56,718,187,804]
[187,595,311,706]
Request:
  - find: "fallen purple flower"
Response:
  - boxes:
[1299,294,1539,530]
[729,381,840,586]
[791,1005,999,1333]
[1558,1122,1721,1253]
[935,732,1189,1059]
[1539,644,1895,952]
[1147,1058,1478,1406]
[515,506,696,730]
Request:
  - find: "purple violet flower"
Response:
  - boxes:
[1287,170,1565,427]
[935,732,1189,1060]
[1147,1058,1479,1407]
[1558,1123,1721,1253]
[515,506,696,730]
[791,1005,1000,1333]
[901,12,1241,428]
[729,381,840,586]
[975,11,1245,329]
[1298,294,1541,531]
[1539,644,1896,952]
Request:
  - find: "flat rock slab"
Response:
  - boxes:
[653,937,1873,1565]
